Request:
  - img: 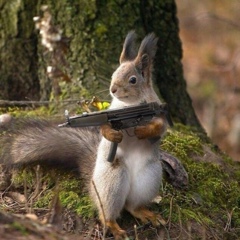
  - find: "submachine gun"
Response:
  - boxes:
[59,102,173,162]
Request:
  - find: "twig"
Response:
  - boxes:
[224,208,234,232]
[23,170,29,213]
[166,196,174,227]
[134,224,139,240]
[0,99,80,107]
[91,180,106,239]
[29,165,42,201]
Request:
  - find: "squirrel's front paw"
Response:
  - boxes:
[134,118,165,139]
[101,124,123,143]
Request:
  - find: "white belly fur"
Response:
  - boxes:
[117,131,162,210]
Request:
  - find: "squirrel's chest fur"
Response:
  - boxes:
[93,126,162,207]
[107,99,162,179]
[118,129,156,171]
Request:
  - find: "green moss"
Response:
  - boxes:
[7,120,240,237]
[161,123,203,158]
[13,169,36,190]
[160,123,240,236]
[180,208,214,226]
[11,221,28,235]
[13,168,94,219]
[57,174,95,218]
[0,0,21,42]
[34,191,54,208]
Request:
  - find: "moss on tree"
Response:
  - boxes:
[160,125,240,239]
[0,0,39,100]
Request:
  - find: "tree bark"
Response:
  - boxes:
[0,0,205,134]
[0,0,39,100]
[138,0,203,131]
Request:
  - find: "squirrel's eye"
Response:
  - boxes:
[129,76,137,85]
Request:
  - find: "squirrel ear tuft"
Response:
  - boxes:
[119,31,137,64]
[137,33,158,62]
[134,33,158,81]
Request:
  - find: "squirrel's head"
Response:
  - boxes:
[110,31,158,104]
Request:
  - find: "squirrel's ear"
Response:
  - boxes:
[140,54,149,71]
[134,53,149,73]
[119,31,137,64]
[136,33,158,65]
[135,33,158,82]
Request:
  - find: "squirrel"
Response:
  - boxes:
[0,32,188,239]
[91,31,167,239]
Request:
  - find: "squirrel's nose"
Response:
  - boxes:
[111,86,117,94]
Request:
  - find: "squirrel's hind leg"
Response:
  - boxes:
[128,206,166,227]
[99,217,128,240]
[91,156,130,239]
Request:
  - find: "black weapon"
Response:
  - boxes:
[59,102,173,162]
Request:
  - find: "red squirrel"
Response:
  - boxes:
[0,32,188,239]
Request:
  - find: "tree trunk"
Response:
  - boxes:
[0,0,205,134]
[49,0,205,132]
[0,0,40,101]
[138,0,203,131]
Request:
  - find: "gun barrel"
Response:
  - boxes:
[61,113,109,127]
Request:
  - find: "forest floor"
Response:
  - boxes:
[0,210,81,240]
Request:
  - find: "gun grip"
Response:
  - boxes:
[107,142,118,162]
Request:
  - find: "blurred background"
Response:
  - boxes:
[176,0,240,161]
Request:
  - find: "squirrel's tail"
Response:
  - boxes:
[0,119,100,180]
[0,118,189,189]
